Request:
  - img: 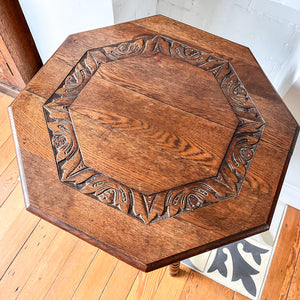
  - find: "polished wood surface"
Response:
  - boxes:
[9,15,299,271]
[1,92,300,299]
[0,0,42,95]
[70,73,234,193]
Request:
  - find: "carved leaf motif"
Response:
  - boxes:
[43,35,265,225]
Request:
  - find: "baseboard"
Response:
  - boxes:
[0,82,21,98]
[279,182,300,210]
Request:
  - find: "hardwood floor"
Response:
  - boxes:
[0,92,299,299]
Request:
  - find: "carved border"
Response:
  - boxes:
[43,35,265,224]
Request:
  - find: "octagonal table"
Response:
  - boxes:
[9,15,299,274]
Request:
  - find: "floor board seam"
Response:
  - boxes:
[286,247,300,299]
[14,224,60,300]
[0,218,41,281]
[98,260,120,300]
[125,270,140,299]
[70,248,100,299]
[0,159,19,208]
[43,239,80,300]
[178,269,193,300]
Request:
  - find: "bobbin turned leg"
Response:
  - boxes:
[169,261,180,276]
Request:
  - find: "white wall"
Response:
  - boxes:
[19,0,114,63]
[280,76,300,209]
[157,0,300,97]
[112,0,157,24]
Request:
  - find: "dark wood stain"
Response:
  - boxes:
[10,15,299,271]
[70,75,234,193]
[97,53,238,128]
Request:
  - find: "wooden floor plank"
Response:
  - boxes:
[261,206,300,300]
[0,209,39,278]
[0,135,16,175]
[152,264,191,300]
[127,267,166,300]
[0,158,19,207]
[72,251,118,300]
[179,270,235,300]
[0,104,11,147]
[44,239,98,300]
[16,229,78,300]
[0,220,58,299]
[233,292,251,300]
[99,260,139,300]
[287,249,300,300]
[0,92,14,107]
[0,183,24,239]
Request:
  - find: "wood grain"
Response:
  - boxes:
[17,229,78,300]
[97,53,238,128]
[261,206,300,299]
[0,135,15,175]
[44,239,97,300]
[41,33,267,225]
[287,249,300,300]
[54,22,158,66]
[70,75,234,193]
[0,183,24,239]
[0,32,23,89]
[0,36,17,87]
[25,57,73,100]
[179,270,235,299]
[232,60,298,151]
[0,93,299,300]
[0,93,13,147]
[0,184,39,277]
[0,104,12,148]
[0,220,58,299]
[2,86,300,299]
[10,91,54,162]
[133,16,298,152]
[153,264,191,299]
[72,250,118,299]
[25,22,157,99]
[9,15,299,272]
[21,148,231,271]
[99,261,139,299]
[0,158,19,207]
[0,39,21,97]
[178,139,290,239]
[0,209,38,278]
[127,267,166,300]
[0,0,42,90]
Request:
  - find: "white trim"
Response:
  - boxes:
[279,182,300,210]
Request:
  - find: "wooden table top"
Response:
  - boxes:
[9,15,299,272]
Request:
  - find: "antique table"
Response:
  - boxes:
[9,15,299,274]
